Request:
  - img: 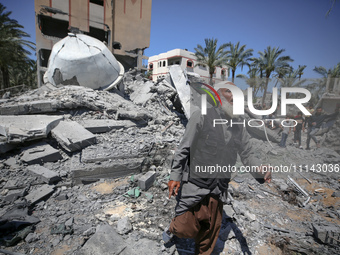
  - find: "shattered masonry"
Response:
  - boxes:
[0,67,340,254]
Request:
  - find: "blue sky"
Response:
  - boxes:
[2,0,340,78]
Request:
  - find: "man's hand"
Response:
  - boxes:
[258,165,272,183]
[168,180,181,199]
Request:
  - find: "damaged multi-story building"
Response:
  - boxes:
[35,0,152,87]
[148,48,228,84]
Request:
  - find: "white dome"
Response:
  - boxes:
[45,33,123,90]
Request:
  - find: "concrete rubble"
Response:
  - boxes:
[0,67,339,254]
[51,121,97,152]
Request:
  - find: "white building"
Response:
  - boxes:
[148,49,228,83]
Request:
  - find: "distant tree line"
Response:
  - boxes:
[194,38,340,107]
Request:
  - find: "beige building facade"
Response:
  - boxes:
[35,0,152,86]
[148,49,228,84]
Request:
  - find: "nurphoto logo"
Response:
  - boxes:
[200,82,312,117]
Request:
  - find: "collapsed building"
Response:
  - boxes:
[1,35,340,254]
[35,0,151,87]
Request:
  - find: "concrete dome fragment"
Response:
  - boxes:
[44,33,124,90]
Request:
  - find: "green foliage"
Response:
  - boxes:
[194,38,228,85]
[255,46,293,106]
[0,3,36,94]
[225,41,253,83]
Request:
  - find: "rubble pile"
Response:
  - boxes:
[0,70,340,254]
[324,115,340,154]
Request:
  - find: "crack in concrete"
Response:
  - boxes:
[77,37,120,73]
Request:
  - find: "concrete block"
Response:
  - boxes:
[76,224,127,255]
[0,115,63,143]
[116,109,151,122]
[0,104,27,115]
[0,100,57,115]
[116,216,132,235]
[0,141,18,154]
[4,157,18,168]
[51,121,96,152]
[26,165,61,184]
[28,100,57,113]
[25,184,55,205]
[138,171,156,191]
[81,143,141,163]
[4,189,28,202]
[78,119,136,133]
[72,158,143,184]
[21,142,62,165]
[169,65,191,119]
[130,81,153,105]
[312,223,340,245]
[4,180,21,190]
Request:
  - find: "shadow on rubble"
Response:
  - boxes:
[171,211,252,255]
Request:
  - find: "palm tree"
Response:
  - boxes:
[194,38,228,85]
[277,68,306,98]
[305,79,327,105]
[313,63,340,92]
[250,56,265,79]
[9,59,37,90]
[225,42,253,83]
[257,46,293,107]
[0,3,35,90]
[273,64,293,87]
[297,65,307,80]
[236,67,264,99]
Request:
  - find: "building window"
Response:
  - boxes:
[221,69,226,76]
[85,26,108,44]
[175,61,180,65]
[38,15,69,38]
[38,49,51,67]
[187,60,193,68]
[149,63,153,69]
[198,64,207,70]
[163,61,166,67]
[90,0,104,6]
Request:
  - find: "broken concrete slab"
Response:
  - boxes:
[76,224,127,255]
[0,100,58,115]
[0,142,18,154]
[4,180,21,190]
[3,189,27,202]
[21,142,62,165]
[121,238,161,255]
[138,171,156,191]
[312,223,340,245]
[81,140,146,163]
[25,184,55,205]
[51,121,96,152]
[169,65,191,119]
[26,165,61,184]
[78,119,136,133]
[116,109,151,123]
[129,80,154,105]
[0,205,40,229]
[0,115,63,144]
[116,216,132,235]
[4,157,17,168]
[71,158,144,184]
[0,125,6,136]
